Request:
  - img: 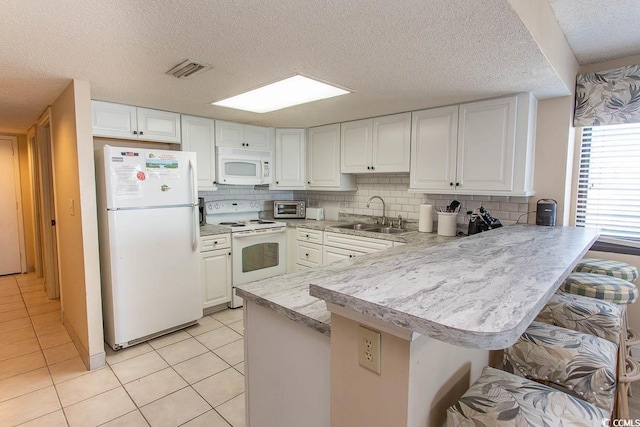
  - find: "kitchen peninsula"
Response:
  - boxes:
[236,225,599,427]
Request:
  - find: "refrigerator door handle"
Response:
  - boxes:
[189,159,198,252]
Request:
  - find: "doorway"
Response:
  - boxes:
[0,136,25,275]
[35,111,60,299]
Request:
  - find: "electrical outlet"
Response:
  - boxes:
[358,325,381,374]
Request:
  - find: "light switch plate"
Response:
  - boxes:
[358,325,381,374]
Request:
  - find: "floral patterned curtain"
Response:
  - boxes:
[574,64,640,127]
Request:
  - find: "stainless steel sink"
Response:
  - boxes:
[334,223,379,231]
[370,227,408,234]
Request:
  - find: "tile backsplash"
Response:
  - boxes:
[295,174,532,225]
[199,174,532,225]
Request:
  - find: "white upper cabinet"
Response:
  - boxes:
[307,124,356,191]
[410,93,536,196]
[341,119,372,173]
[410,105,459,191]
[92,101,181,144]
[272,129,306,189]
[215,120,272,149]
[456,96,517,193]
[341,113,410,173]
[181,115,216,190]
[136,107,182,143]
[371,113,411,173]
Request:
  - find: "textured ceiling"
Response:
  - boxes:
[0,0,594,133]
[549,0,640,65]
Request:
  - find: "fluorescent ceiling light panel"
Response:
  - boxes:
[212,75,350,113]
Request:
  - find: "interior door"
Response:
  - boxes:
[0,137,23,275]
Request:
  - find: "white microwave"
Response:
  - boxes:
[217,147,272,185]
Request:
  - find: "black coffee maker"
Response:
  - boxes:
[198,197,206,226]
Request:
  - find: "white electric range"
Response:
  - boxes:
[206,200,287,308]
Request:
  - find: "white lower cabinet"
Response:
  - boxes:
[200,234,232,310]
[322,231,393,265]
[292,228,399,269]
[295,228,323,270]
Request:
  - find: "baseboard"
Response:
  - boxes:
[63,312,106,371]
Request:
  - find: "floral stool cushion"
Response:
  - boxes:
[535,291,623,344]
[504,321,617,412]
[560,272,639,304]
[573,258,638,282]
[447,366,609,426]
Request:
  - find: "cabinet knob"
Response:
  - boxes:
[367,166,371,170]
[456,182,460,187]
[449,182,454,186]
[213,181,217,184]
[214,241,218,245]
[276,181,279,184]
[305,253,309,257]
[307,181,311,184]
[133,130,138,135]
[228,252,231,256]
[371,166,374,170]
[139,131,143,135]
[305,234,309,238]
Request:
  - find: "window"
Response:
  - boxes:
[576,123,640,241]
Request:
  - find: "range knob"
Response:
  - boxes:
[215,204,219,209]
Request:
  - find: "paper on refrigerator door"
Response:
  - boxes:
[145,152,181,180]
[110,152,144,201]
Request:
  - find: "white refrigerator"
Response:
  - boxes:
[96,146,202,350]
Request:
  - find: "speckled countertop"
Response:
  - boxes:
[309,225,599,349]
[235,218,456,336]
[200,224,232,236]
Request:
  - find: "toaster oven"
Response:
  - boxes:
[273,200,306,219]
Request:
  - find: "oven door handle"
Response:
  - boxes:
[232,228,287,238]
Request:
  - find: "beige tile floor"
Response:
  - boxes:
[0,273,245,426]
[4,272,640,426]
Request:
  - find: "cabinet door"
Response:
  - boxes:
[91,101,138,139]
[137,108,181,143]
[373,112,411,173]
[273,129,306,189]
[307,124,341,188]
[215,120,245,147]
[181,115,216,190]
[457,96,516,192]
[322,246,354,265]
[410,106,458,191]
[201,249,232,309]
[245,125,272,149]
[341,119,372,173]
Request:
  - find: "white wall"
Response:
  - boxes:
[50,80,104,370]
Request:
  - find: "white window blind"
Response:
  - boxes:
[576,123,640,241]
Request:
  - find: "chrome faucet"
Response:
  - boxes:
[366,195,386,226]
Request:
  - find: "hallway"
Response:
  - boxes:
[0,274,246,426]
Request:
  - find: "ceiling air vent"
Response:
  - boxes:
[166,59,212,79]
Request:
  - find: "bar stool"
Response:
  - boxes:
[504,321,618,414]
[560,271,640,418]
[447,366,609,426]
[573,258,638,282]
[535,291,623,345]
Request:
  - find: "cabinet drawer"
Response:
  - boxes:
[295,241,323,268]
[296,228,323,244]
[201,234,231,252]
[324,232,393,253]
